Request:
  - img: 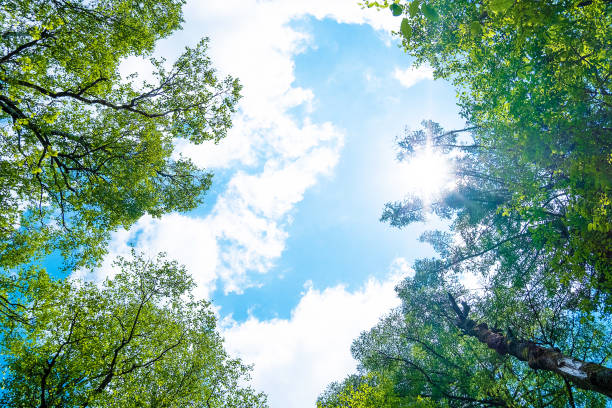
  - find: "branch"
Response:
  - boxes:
[8,76,198,119]
[0,31,53,63]
[432,126,479,142]
[443,230,528,271]
[447,293,612,398]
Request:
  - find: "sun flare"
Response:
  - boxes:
[396,148,454,202]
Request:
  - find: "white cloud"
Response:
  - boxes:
[83,128,342,296]
[87,0,399,296]
[388,256,415,278]
[393,65,434,88]
[69,4,428,407]
[222,272,404,408]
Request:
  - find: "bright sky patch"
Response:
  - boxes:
[395,147,454,202]
[81,2,465,407]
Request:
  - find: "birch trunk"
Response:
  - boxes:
[448,293,612,398]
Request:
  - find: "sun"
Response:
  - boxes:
[396,147,454,202]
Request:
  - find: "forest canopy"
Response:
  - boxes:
[1,0,610,406]
[1,253,268,407]
[0,0,241,271]
[319,0,611,405]
[0,1,267,406]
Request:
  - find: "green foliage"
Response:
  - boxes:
[0,1,263,406]
[0,253,268,407]
[384,119,611,314]
[390,3,404,16]
[420,4,439,21]
[322,0,612,404]
[317,373,414,408]
[400,18,412,39]
[0,0,241,271]
[320,276,610,406]
[368,1,612,299]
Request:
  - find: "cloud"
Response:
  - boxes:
[81,124,341,297]
[210,133,343,293]
[388,256,415,278]
[393,65,434,88]
[221,272,404,408]
[85,0,399,296]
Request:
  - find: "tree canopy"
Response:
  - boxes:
[370,0,612,312]
[0,0,241,271]
[320,0,611,405]
[0,1,267,406]
[0,252,268,408]
[321,275,610,406]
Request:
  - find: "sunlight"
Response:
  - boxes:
[395,147,454,202]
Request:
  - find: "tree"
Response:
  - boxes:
[0,0,241,271]
[322,275,610,406]
[366,0,612,310]
[447,293,612,397]
[373,120,612,401]
[0,252,268,408]
[320,0,612,404]
[0,2,258,405]
[382,120,611,314]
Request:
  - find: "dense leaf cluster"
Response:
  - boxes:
[0,0,241,271]
[1,254,268,407]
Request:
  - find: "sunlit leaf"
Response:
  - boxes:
[489,0,514,13]
[409,0,421,17]
[400,18,412,39]
[470,21,483,36]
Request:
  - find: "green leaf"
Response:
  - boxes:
[400,18,412,39]
[409,0,421,17]
[421,3,439,21]
[390,3,403,16]
[470,21,483,36]
[489,0,514,13]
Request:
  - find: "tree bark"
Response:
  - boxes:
[447,293,612,398]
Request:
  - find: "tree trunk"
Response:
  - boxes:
[447,293,612,398]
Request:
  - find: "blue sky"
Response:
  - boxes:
[82,2,465,407]
[211,17,462,322]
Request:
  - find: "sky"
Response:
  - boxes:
[86,1,466,406]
